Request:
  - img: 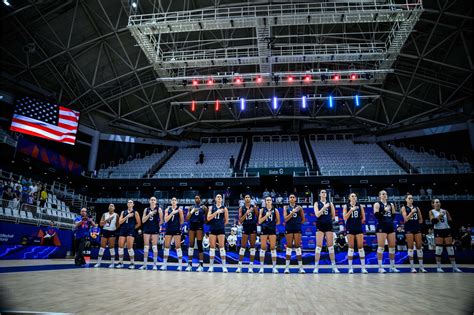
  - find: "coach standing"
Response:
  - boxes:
[74,207,97,266]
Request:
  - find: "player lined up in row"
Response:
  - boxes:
[80,190,462,274]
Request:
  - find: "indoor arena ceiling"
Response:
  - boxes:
[1,0,472,139]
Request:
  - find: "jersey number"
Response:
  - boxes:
[216,212,220,220]
[412,212,418,220]
[439,215,445,223]
[246,212,253,220]
[292,212,297,218]
[323,209,329,215]
[267,214,273,222]
[351,211,359,218]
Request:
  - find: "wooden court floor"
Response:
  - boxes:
[0,260,473,314]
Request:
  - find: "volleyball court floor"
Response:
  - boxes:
[0,259,473,314]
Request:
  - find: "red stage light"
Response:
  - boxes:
[191,100,196,112]
[256,76,263,83]
[333,75,340,81]
[192,80,198,86]
[207,79,213,85]
[350,74,357,80]
[304,75,311,82]
[215,100,220,111]
[288,76,294,82]
[235,77,242,84]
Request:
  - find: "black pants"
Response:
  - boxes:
[74,238,86,266]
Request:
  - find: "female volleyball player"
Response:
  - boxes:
[236,194,259,273]
[342,193,368,274]
[116,200,141,269]
[94,203,118,268]
[185,195,208,272]
[373,190,399,273]
[429,199,462,272]
[140,196,163,270]
[258,196,281,274]
[207,194,229,273]
[401,193,427,273]
[283,194,305,274]
[161,197,184,271]
[314,190,339,273]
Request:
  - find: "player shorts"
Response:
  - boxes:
[285,226,302,234]
[316,221,333,233]
[101,229,117,238]
[242,224,257,235]
[261,226,276,235]
[376,223,395,234]
[210,228,226,236]
[434,229,451,238]
[189,222,204,231]
[119,227,136,237]
[346,227,364,235]
[165,229,181,236]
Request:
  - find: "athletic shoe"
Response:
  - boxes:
[185,265,192,272]
[284,268,290,274]
[222,267,228,273]
[208,266,214,273]
[248,268,254,274]
[93,263,100,268]
[453,267,462,273]
[152,265,158,271]
[436,268,444,273]
[139,265,147,270]
[361,268,368,274]
[115,263,124,269]
[411,268,417,273]
[332,267,340,274]
[196,265,204,272]
[259,268,264,274]
[108,264,115,269]
[272,268,279,274]
[128,264,135,270]
[313,268,318,274]
[236,267,242,273]
[298,267,305,274]
[390,267,400,273]
[419,267,427,273]
[378,268,386,274]
[348,268,354,274]
[176,265,182,272]
[160,265,167,271]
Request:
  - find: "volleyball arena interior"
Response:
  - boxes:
[0,0,473,313]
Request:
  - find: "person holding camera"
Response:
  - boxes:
[74,208,97,266]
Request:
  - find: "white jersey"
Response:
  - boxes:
[431,209,450,230]
[227,234,237,246]
[103,212,118,231]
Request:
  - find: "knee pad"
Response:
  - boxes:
[286,247,292,256]
[219,248,226,257]
[209,248,216,257]
[250,248,256,256]
[188,247,194,256]
[260,249,266,257]
[176,248,183,257]
[315,246,322,254]
[435,246,443,256]
[446,246,454,257]
[389,247,395,254]
[416,249,423,258]
[164,248,170,256]
[128,249,134,257]
[358,248,365,257]
[271,249,276,258]
[98,247,105,255]
[118,248,124,256]
[197,240,203,253]
[407,249,414,257]
[152,245,158,253]
[109,248,116,256]
[239,247,246,256]
[377,246,384,254]
[144,245,149,252]
[328,246,335,254]
[347,248,354,257]
[295,248,302,256]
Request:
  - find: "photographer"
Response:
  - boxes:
[74,208,97,266]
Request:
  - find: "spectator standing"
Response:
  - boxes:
[73,208,97,266]
[40,188,48,207]
[229,155,235,171]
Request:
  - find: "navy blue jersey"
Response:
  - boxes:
[404,205,421,230]
[261,207,277,229]
[241,205,257,226]
[286,205,302,229]
[317,201,332,224]
[345,203,363,230]
[143,207,160,232]
[120,210,137,230]
[188,204,205,224]
[165,207,181,231]
[208,205,225,230]
[377,201,394,225]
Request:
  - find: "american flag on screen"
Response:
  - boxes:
[10,97,80,145]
